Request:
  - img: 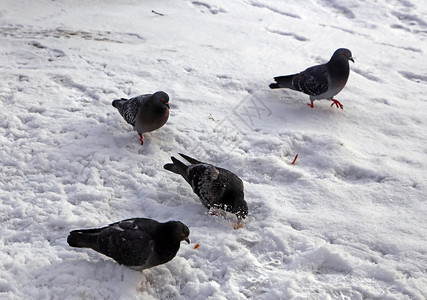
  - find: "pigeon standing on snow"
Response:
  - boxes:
[67,218,190,270]
[269,48,354,109]
[112,91,170,145]
[164,153,248,227]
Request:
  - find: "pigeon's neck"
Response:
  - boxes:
[327,58,349,80]
[221,190,245,209]
[153,230,181,264]
[232,196,247,212]
[141,100,168,118]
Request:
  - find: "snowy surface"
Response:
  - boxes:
[1,0,427,299]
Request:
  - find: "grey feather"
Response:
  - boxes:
[164,154,248,220]
[270,48,353,108]
[67,218,190,270]
[112,91,170,143]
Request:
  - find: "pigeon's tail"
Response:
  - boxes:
[164,157,190,183]
[269,75,295,89]
[67,229,101,252]
[112,98,127,110]
[179,153,203,165]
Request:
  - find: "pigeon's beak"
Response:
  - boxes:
[349,56,354,63]
[165,102,170,109]
[185,237,190,244]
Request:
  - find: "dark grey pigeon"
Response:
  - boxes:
[112,91,169,145]
[67,218,190,270]
[269,48,354,109]
[164,153,248,227]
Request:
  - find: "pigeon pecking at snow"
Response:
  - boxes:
[164,153,248,228]
[112,91,170,145]
[269,48,354,109]
[67,218,190,270]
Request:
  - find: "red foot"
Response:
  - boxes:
[139,134,144,145]
[307,102,314,108]
[330,99,343,109]
[209,211,218,216]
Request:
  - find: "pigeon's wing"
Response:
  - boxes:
[188,164,227,207]
[120,94,152,126]
[97,219,155,266]
[292,65,329,96]
[109,230,153,267]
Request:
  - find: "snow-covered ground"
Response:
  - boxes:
[1,0,426,299]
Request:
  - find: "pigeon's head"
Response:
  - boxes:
[232,198,248,220]
[163,221,190,244]
[219,186,248,220]
[333,48,354,63]
[153,91,170,109]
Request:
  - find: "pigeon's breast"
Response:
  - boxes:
[311,72,348,100]
[135,108,169,134]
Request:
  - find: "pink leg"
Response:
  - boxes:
[139,134,144,145]
[330,99,343,109]
[307,102,314,108]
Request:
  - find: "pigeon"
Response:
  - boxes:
[164,153,248,227]
[112,91,169,145]
[67,218,190,270]
[269,48,354,109]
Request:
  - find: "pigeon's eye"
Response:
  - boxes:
[180,233,186,237]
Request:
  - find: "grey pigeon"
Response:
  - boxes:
[164,153,248,226]
[112,91,169,145]
[67,218,190,270]
[269,48,354,109]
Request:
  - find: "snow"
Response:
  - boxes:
[1,0,426,299]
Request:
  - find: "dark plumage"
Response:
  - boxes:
[164,153,248,226]
[269,48,354,109]
[67,218,190,270]
[112,91,170,144]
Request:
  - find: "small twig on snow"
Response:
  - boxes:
[152,10,165,16]
[291,154,299,165]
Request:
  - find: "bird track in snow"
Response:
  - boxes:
[0,25,145,44]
